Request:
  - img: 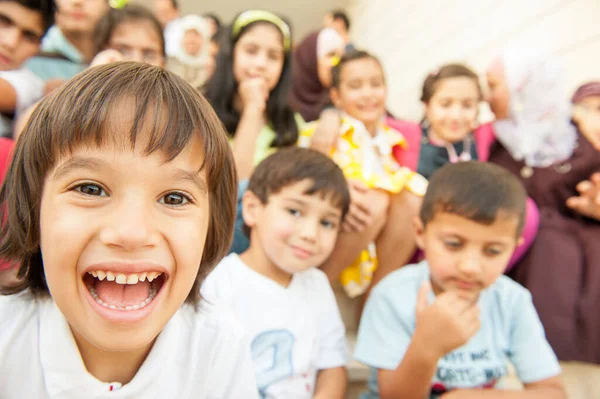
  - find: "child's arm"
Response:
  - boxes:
[0,78,17,112]
[309,108,340,155]
[313,366,347,399]
[441,376,566,399]
[377,282,480,399]
[231,78,268,180]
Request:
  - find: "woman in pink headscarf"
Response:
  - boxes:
[487,50,600,364]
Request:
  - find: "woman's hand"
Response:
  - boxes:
[566,172,600,220]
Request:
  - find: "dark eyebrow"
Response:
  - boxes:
[52,157,106,180]
[172,168,208,195]
[283,197,342,219]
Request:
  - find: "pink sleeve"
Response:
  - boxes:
[0,138,15,271]
[385,118,422,171]
[474,123,496,162]
[505,197,539,272]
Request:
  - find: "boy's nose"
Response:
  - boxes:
[99,197,159,251]
[458,254,480,276]
[299,219,319,242]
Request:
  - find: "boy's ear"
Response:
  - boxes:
[330,87,342,109]
[241,190,262,229]
[413,216,426,250]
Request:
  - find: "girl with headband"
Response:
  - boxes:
[204,10,304,254]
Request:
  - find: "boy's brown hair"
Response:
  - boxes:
[420,161,527,236]
[0,61,237,304]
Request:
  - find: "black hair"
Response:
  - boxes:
[93,4,165,58]
[1,0,55,34]
[203,12,221,30]
[420,162,527,236]
[204,12,298,148]
[244,147,350,236]
[330,9,350,31]
[331,49,384,89]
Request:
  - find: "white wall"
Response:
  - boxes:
[347,0,600,121]
[135,0,349,43]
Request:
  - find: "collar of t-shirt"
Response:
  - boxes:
[39,299,180,396]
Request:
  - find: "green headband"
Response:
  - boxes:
[232,10,291,52]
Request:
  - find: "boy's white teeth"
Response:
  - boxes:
[87,271,162,285]
[89,285,158,311]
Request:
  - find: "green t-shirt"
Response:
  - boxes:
[249,113,306,166]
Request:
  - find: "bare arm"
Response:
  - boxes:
[378,336,439,399]
[309,108,340,155]
[0,78,17,113]
[312,367,347,399]
[231,105,265,180]
[441,376,566,399]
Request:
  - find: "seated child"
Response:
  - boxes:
[0,62,258,398]
[299,50,427,298]
[202,147,350,399]
[0,0,54,138]
[354,161,566,399]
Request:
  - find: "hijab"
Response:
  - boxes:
[289,28,345,122]
[493,48,576,167]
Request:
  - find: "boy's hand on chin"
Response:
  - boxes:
[414,281,481,359]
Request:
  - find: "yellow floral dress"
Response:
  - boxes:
[300,115,428,297]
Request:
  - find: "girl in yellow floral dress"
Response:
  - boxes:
[300,50,428,298]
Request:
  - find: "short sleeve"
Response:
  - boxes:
[354,286,414,370]
[298,121,318,148]
[508,289,561,383]
[0,70,43,114]
[315,274,349,369]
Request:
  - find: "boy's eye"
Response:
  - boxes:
[0,14,14,29]
[444,241,462,250]
[484,247,503,256]
[160,192,190,206]
[320,219,337,229]
[287,208,301,217]
[74,183,106,197]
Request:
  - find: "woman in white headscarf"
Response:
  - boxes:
[167,14,212,90]
[487,48,600,364]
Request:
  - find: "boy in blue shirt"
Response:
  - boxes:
[354,161,566,399]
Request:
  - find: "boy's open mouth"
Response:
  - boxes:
[83,271,167,311]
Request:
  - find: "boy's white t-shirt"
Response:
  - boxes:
[0,290,259,398]
[201,254,349,398]
[0,68,44,137]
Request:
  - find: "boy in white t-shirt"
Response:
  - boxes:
[0,0,54,138]
[0,62,258,398]
[202,147,351,398]
[354,162,566,399]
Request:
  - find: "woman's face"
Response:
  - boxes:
[182,29,203,56]
[486,60,510,120]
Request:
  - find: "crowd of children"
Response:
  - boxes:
[0,0,599,398]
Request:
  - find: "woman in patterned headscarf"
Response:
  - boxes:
[487,49,600,364]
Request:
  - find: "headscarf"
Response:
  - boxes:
[289,28,345,122]
[174,15,211,67]
[493,48,576,167]
[572,81,600,104]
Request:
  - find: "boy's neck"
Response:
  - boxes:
[240,244,293,287]
[61,29,95,63]
[72,327,154,385]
